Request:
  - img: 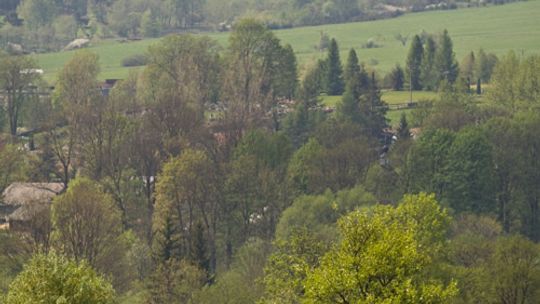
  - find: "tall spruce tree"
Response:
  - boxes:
[406,35,424,90]
[344,49,369,98]
[365,72,387,136]
[420,36,437,90]
[397,112,410,139]
[338,49,369,123]
[325,38,345,95]
[389,64,405,91]
[434,29,459,86]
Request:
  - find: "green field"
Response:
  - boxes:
[321,90,438,126]
[35,0,540,83]
[322,90,437,106]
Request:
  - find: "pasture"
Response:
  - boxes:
[35,0,540,83]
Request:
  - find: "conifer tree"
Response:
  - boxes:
[344,48,360,85]
[420,36,437,90]
[406,35,424,90]
[460,51,476,84]
[325,38,344,95]
[365,72,387,136]
[434,29,459,85]
[397,112,410,140]
[338,49,369,124]
[343,49,369,99]
[389,64,405,91]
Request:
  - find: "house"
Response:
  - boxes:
[1,183,63,231]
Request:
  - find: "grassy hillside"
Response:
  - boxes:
[35,0,540,83]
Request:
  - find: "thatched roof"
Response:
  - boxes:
[2,183,63,206]
[2,183,63,224]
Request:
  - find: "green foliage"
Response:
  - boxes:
[121,54,147,67]
[287,121,377,194]
[420,36,438,91]
[153,149,218,266]
[397,112,410,139]
[434,29,459,85]
[474,48,498,83]
[405,128,455,196]
[406,35,424,90]
[444,127,496,213]
[6,252,115,304]
[388,64,405,91]
[489,52,540,111]
[51,177,134,291]
[275,185,377,242]
[146,259,206,304]
[16,0,57,31]
[194,239,271,304]
[325,38,344,95]
[261,229,327,304]
[0,53,41,136]
[449,217,540,304]
[303,193,457,303]
[0,145,29,192]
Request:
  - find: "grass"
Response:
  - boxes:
[35,0,540,83]
[321,90,438,106]
[320,90,437,127]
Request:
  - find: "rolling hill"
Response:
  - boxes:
[35,0,540,83]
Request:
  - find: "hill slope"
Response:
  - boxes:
[36,0,540,82]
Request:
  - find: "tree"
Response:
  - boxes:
[420,36,437,90]
[303,193,457,303]
[51,177,123,267]
[406,35,424,90]
[153,149,219,272]
[405,128,455,196]
[142,34,220,155]
[275,185,376,242]
[0,54,40,137]
[397,112,410,139]
[141,9,161,38]
[460,51,475,91]
[272,43,298,99]
[325,38,344,95]
[434,29,459,85]
[0,144,29,193]
[388,64,405,91]
[6,252,115,304]
[53,51,102,187]
[16,0,57,30]
[261,229,327,304]
[487,236,540,304]
[444,127,496,214]
[146,259,206,304]
[475,48,498,83]
[220,19,284,146]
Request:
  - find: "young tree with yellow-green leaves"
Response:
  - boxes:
[5,252,115,304]
[263,193,457,303]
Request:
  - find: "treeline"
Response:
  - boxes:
[0,0,525,51]
[1,19,540,303]
[391,30,498,92]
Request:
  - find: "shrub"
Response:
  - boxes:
[121,54,148,67]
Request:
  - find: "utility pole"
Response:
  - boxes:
[409,62,413,104]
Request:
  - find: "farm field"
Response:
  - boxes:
[35,0,540,83]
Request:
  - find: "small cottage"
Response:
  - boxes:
[1,183,63,231]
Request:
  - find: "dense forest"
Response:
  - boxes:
[0,0,525,52]
[1,6,540,304]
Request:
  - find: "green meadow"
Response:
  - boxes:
[322,90,438,126]
[35,0,540,83]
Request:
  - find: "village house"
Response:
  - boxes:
[0,183,63,231]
